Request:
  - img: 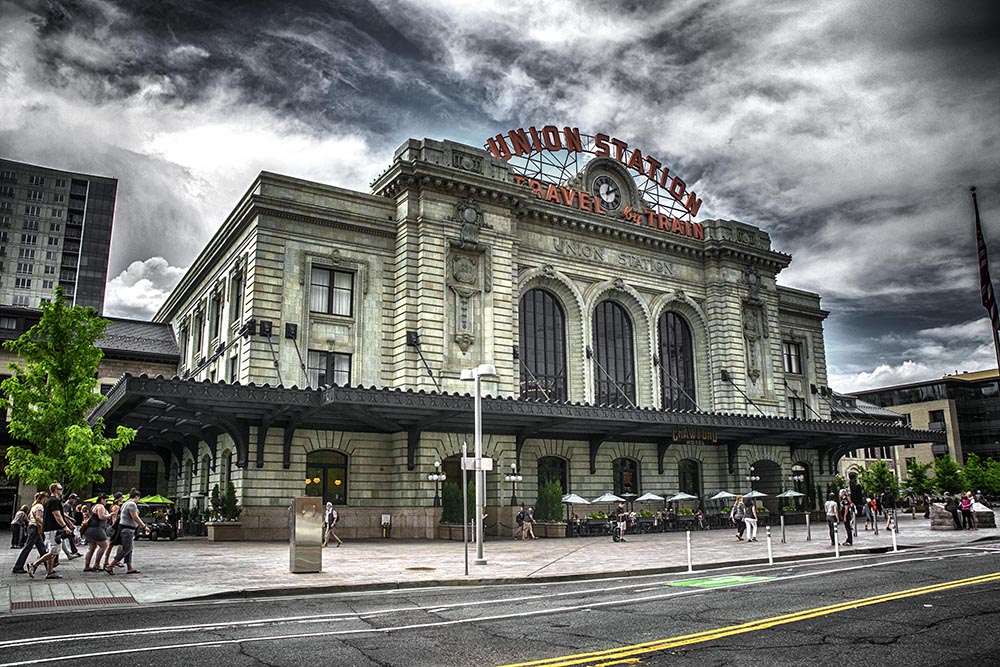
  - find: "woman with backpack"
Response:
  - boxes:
[729,495,747,541]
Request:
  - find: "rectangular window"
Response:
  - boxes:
[210,295,222,340]
[307,350,352,387]
[782,341,802,374]
[1,215,10,226]
[229,272,243,321]
[50,209,63,219]
[0,231,6,243]
[192,312,204,358]
[0,170,16,182]
[0,202,12,213]
[20,234,37,245]
[45,251,57,261]
[12,295,29,306]
[42,280,53,289]
[53,193,65,203]
[15,263,32,274]
[14,277,31,289]
[55,178,66,188]
[17,248,34,260]
[309,267,354,316]
[788,396,806,419]
[22,219,39,231]
[229,355,239,383]
[0,317,17,329]
[28,175,45,186]
[49,222,61,232]
[47,237,59,247]
[0,186,13,197]
[43,265,55,275]
[23,205,41,217]
[28,190,44,202]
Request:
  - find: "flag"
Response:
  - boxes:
[973,186,1000,371]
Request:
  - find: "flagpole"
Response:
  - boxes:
[972,186,1000,374]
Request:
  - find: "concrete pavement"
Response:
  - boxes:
[2,511,997,615]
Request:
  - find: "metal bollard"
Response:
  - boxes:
[890,516,898,552]
[686,530,693,573]
[780,515,786,544]
[834,532,840,558]
[766,526,773,565]
[806,512,811,541]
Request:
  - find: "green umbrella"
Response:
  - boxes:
[138,494,174,505]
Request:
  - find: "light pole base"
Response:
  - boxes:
[474,558,488,566]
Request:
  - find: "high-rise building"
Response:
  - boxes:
[0,158,117,313]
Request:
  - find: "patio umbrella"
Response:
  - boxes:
[562,493,591,523]
[592,492,626,514]
[708,491,737,501]
[634,492,665,503]
[666,492,699,502]
[742,490,768,499]
[139,494,175,505]
[775,490,805,498]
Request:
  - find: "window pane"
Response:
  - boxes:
[331,352,352,386]
[307,349,327,387]
[332,271,353,316]
[518,289,567,400]
[659,312,696,410]
[592,301,635,406]
[310,267,331,312]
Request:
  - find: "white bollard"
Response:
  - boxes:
[806,512,811,541]
[780,515,786,544]
[686,530,693,573]
[890,516,898,552]
[834,530,840,558]
[766,526,773,565]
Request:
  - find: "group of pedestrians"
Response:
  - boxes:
[514,505,538,539]
[10,485,149,579]
[823,490,859,546]
[943,491,980,531]
[728,495,760,542]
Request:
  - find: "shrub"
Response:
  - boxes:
[535,480,564,522]
[440,481,476,524]
[223,481,242,521]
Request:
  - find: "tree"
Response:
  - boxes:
[534,479,564,522]
[960,453,986,493]
[223,481,243,521]
[983,459,1000,497]
[2,287,135,490]
[857,461,898,498]
[903,461,935,497]
[932,455,963,494]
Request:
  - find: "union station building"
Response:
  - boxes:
[88,129,944,539]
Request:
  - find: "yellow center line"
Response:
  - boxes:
[498,572,1000,667]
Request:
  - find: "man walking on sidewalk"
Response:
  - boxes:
[825,493,840,546]
[28,483,73,579]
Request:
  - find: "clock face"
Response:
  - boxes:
[592,174,623,211]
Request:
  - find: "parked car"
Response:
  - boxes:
[133,504,177,541]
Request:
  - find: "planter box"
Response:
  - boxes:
[534,521,568,538]
[436,524,472,540]
[206,522,242,542]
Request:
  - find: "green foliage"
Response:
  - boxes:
[960,453,986,493]
[534,479,564,522]
[857,461,898,497]
[223,481,242,521]
[2,288,136,489]
[587,512,607,519]
[903,461,935,496]
[440,482,466,524]
[637,509,655,517]
[834,474,847,492]
[933,455,963,494]
[984,459,1000,496]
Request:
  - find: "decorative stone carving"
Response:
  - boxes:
[744,266,762,301]
[452,151,483,174]
[743,302,768,386]
[454,199,482,228]
[448,251,482,354]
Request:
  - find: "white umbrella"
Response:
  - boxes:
[634,492,665,503]
[709,491,737,501]
[592,492,626,503]
[742,490,768,499]
[561,493,592,505]
[666,492,699,502]
[775,490,805,498]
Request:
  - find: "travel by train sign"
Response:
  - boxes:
[485,126,705,241]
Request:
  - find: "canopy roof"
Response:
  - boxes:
[92,374,947,474]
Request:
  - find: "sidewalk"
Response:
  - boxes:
[2,512,997,615]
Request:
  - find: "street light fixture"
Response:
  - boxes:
[428,460,447,507]
[504,462,523,506]
[460,362,498,566]
[746,465,760,492]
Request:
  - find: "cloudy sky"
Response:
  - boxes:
[1,0,999,393]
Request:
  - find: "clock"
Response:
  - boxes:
[592,174,623,212]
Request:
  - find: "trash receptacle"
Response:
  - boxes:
[290,496,323,573]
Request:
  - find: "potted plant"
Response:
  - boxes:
[533,480,566,538]
[207,481,243,541]
[436,481,475,540]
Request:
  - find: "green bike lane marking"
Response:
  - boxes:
[667,575,776,588]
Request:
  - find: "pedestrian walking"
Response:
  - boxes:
[28,483,73,579]
[514,505,525,540]
[729,495,747,541]
[11,492,47,574]
[863,497,874,530]
[106,488,148,575]
[824,493,839,546]
[522,506,537,540]
[103,492,124,570]
[323,502,342,547]
[83,494,111,572]
[881,490,895,531]
[10,504,27,549]
[943,492,962,530]
[743,501,758,542]
[60,493,82,560]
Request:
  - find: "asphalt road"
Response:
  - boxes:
[1,543,998,667]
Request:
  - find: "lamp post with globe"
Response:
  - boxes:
[428,461,447,507]
[504,463,523,506]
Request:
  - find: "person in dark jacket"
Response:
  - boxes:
[943,492,962,530]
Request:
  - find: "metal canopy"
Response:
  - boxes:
[92,374,947,471]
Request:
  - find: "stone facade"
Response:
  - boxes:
[151,137,842,540]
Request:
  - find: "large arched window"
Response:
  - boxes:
[658,311,696,410]
[519,289,568,401]
[306,450,349,505]
[678,459,701,498]
[538,456,568,494]
[222,450,233,489]
[592,301,636,406]
[613,457,640,496]
[201,455,211,495]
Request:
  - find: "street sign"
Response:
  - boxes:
[461,456,494,471]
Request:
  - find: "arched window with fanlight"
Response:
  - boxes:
[613,457,640,496]
[305,450,349,505]
[592,300,636,406]
[678,459,701,498]
[658,311,696,410]
[518,288,568,401]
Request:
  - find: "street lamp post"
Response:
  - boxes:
[504,463,523,506]
[461,363,498,566]
[746,465,760,492]
[428,460,447,507]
